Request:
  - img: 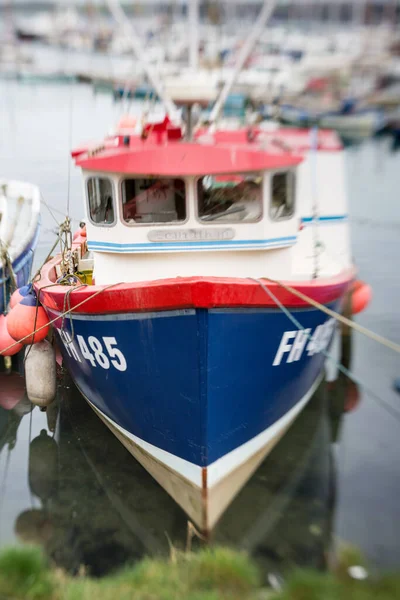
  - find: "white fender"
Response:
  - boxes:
[25,340,56,407]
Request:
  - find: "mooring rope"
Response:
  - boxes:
[251,278,400,425]
[31,234,64,285]
[0,282,122,356]
[260,276,400,354]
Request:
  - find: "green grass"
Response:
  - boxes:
[0,546,55,600]
[0,544,399,600]
[0,546,259,600]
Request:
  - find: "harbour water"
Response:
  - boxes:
[0,80,400,579]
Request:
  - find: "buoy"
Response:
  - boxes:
[0,314,23,356]
[15,509,53,545]
[6,294,50,345]
[25,340,56,407]
[344,380,360,412]
[9,284,32,309]
[351,280,372,315]
[73,225,87,240]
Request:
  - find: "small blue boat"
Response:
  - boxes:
[0,180,41,314]
[113,84,159,101]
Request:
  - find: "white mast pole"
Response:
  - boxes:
[209,0,277,125]
[107,0,176,115]
[188,0,199,71]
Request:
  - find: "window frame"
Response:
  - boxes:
[119,176,190,227]
[269,169,296,222]
[195,172,264,225]
[86,175,117,228]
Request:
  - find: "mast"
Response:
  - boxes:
[209,0,278,125]
[188,0,199,71]
[107,0,176,115]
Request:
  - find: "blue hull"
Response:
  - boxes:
[0,223,39,314]
[53,302,338,469]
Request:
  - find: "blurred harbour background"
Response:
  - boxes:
[0,0,400,583]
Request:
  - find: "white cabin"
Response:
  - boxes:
[73,126,351,286]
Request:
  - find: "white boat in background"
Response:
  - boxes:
[318,108,385,136]
[0,180,41,315]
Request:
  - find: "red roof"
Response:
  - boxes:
[75,140,302,176]
[202,127,343,152]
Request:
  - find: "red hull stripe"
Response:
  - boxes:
[35,248,355,315]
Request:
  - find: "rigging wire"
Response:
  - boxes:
[41,198,80,226]
[66,82,74,220]
[310,126,321,279]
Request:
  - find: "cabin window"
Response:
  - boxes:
[270,172,295,221]
[121,178,186,224]
[197,174,262,223]
[87,177,115,225]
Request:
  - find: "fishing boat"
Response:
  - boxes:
[33,112,367,531]
[0,180,41,315]
[276,102,385,138]
[318,108,385,138]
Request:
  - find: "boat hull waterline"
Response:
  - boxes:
[46,284,347,531]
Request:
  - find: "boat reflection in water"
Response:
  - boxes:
[7,365,358,579]
[0,373,32,452]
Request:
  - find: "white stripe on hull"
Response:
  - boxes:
[207,372,322,487]
[87,370,323,529]
[84,371,323,492]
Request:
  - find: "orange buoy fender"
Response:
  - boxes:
[73,225,87,240]
[9,284,33,309]
[6,295,50,345]
[0,314,23,356]
[344,380,360,413]
[351,280,372,315]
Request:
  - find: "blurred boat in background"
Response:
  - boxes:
[0,180,41,316]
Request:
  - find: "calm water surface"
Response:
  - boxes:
[0,79,399,579]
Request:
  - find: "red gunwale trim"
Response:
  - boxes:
[34,240,355,315]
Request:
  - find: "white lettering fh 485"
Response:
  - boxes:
[273,318,336,366]
[59,330,127,371]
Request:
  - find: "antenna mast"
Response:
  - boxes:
[209,0,277,125]
[188,0,199,71]
[107,0,176,115]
